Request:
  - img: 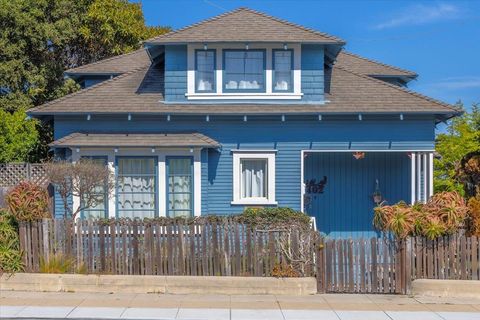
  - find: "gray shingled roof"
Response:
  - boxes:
[65,49,151,75]
[146,7,345,44]
[335,51,417,78]
[50,132,220,148]
[28,62,459,116]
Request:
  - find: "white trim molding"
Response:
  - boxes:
[187,43,302,100]
[70,147,202,218]
[231,150,277,206]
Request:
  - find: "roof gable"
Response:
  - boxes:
[146,7,344,44]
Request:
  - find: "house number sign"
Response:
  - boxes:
[305,176,327,194]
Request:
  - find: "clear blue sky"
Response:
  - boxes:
[138,0,480,111]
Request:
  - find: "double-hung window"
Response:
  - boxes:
[273,49,293,92]
[232,151,276,205]
[80,156,108,219]
[195,50,215,92]
[167,157,193,218]
[116,157,157,218]
[223,50,265,92]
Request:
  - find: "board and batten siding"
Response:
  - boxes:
[54,116,435,222]
[304,152,411,238]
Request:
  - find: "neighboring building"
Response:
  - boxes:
[29,8,460,237]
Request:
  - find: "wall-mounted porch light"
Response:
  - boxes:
[283,43,288,50]
[245,43,249,50]
[151,148,156,153]
[203,43,208,50]
[114,148,119,153]
[373,179,383,205]
[87,114,91,121]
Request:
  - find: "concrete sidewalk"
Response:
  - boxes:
[1,291,480,320]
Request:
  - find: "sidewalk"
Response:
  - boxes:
[1,290,480,320]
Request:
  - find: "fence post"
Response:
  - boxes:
[405,237,412,294]
[316,236,325,293]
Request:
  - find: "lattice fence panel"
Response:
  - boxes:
[0,163,48,187]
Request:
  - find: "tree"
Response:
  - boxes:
[0,109,39,163]
[44,160,114,219]
[0,0,169,162]
[434,103,480,194]
[77,0,170,64]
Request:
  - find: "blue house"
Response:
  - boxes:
[29,8,461,237]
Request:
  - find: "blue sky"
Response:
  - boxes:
[139,0,480,111]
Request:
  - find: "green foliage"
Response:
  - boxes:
[0,0,169,162]
[0,210,24,274]
[435,104,480,194]
[241,207,312,228]
[374,191,468,240]
[6,181,51,221]
[0,109,39,162]
[79,0,170,62]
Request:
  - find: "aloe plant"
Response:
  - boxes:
[5,181,51,221]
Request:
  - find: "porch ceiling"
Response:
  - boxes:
[50,132,220,149]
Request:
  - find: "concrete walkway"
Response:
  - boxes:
[1,291,480,320]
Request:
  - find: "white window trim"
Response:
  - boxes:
[231,151,277,206]
[71,147,202,218]
[187,43,301,100]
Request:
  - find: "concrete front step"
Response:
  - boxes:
[0,273,316,295]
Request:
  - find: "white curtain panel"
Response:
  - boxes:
[168,158,192,217]
[241,159,267,198]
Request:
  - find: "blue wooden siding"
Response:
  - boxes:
[54,116,435,220]
[304,152,411,238]
[164,45,188,102]
[301,44,324,102]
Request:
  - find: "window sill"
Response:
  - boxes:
[231,200,278,206]
[186,93,303,100]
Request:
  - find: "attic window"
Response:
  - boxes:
[223,50,265,93]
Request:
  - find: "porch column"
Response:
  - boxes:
[411,152,434,204]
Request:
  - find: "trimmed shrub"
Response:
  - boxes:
[6,181,51,221]
[241,207,312,228]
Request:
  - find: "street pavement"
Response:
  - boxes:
[1,291,480,320]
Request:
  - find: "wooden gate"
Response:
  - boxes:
[316,237,411,294]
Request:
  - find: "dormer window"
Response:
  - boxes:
[223,50,265,92]
[195,49,216,92]
[186,44,302,100]
[273,49,293,92]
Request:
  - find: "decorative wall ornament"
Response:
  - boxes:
[353,152,365,160]
[305,176,327,194]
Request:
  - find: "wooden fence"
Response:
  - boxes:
[18,219,480,294]
[19,218,318,277]
[410,234,479,280]
[316,238,410,294]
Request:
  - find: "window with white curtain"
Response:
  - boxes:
[195,50,215,92]
[167,157,193,218]
[223,50,265,92]
[273,49,293,92]
[232,151,276,205]
[116,157,157,218]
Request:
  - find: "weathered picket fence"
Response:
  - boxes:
[18,219,480,294]
[19,218,318,278]
[316,237,410,294]
[410,234,480,280]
